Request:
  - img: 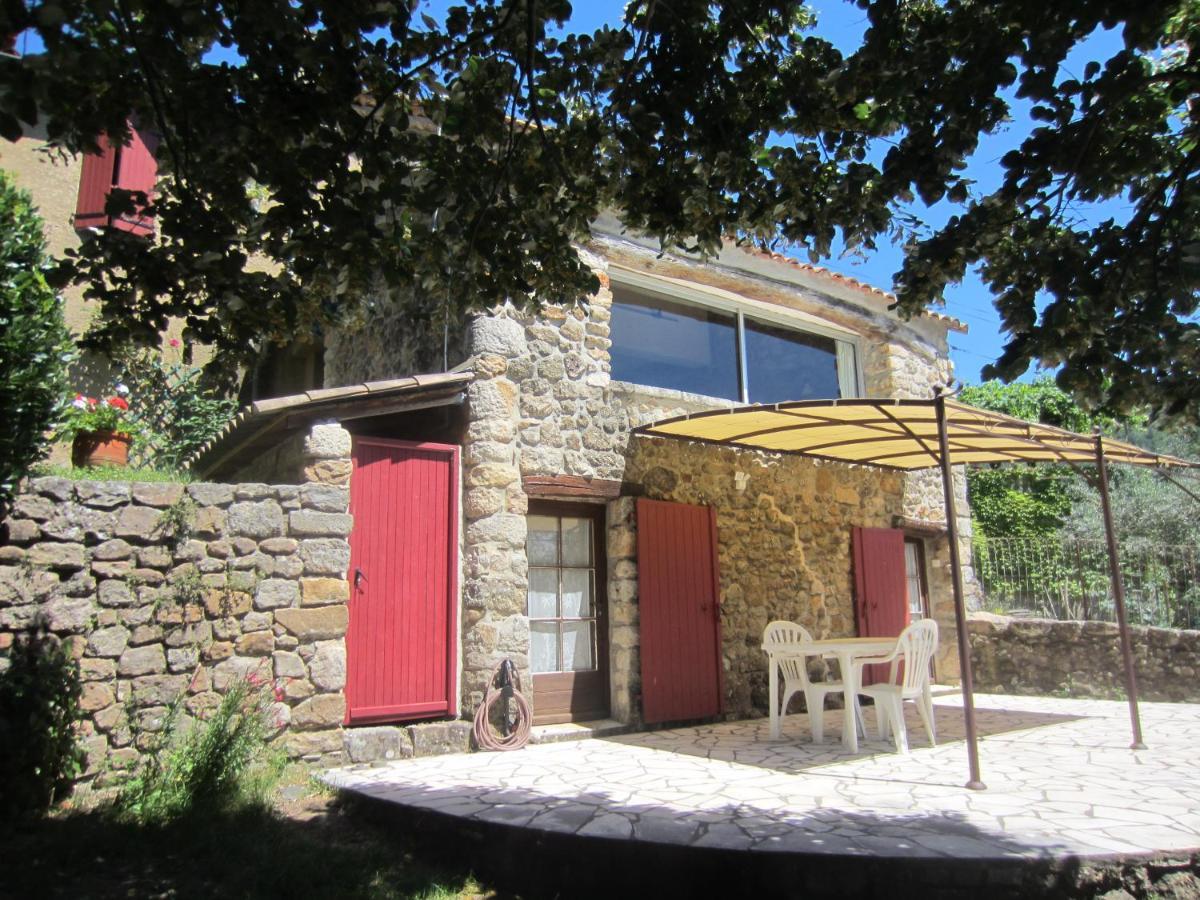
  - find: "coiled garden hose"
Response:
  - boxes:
[472,658,532,751]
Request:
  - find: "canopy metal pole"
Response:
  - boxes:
[1093,430,1146,750]
[934,394,986,790]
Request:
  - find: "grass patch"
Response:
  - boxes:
[4,779,494,899]
[30,463,193,483]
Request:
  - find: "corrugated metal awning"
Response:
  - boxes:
[636,398,1198,471]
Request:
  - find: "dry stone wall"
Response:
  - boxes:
[968,613,1200,702]
[0,424,356,793]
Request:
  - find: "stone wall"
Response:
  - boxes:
[968,613,1200,702]
[0,424,356,792]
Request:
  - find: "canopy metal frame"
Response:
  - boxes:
[636,392,1200,790]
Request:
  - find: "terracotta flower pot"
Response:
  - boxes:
[71,430,133,468]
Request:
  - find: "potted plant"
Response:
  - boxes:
[64,385,135,468]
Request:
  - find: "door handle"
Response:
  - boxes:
[354,567,367,589]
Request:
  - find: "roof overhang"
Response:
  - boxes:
[192,372,473,479]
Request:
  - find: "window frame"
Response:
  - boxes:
[608,265,863,403]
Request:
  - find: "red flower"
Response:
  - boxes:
[169,338,181,348]
[107,396,129,410]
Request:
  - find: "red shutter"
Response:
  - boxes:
[110,127,159,236]
[74,136,119,230]
[852,526,909,685]
[74,125,158,235]
[637,498,724,724]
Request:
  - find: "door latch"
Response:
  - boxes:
[354,567,367,589]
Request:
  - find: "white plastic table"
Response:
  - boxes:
[762,636,897,753]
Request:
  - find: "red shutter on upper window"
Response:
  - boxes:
[74,125,159,236]
[74,136,119,230]
[110,127,159,236]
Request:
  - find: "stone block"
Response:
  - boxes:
[204,641,234,661]
[92,560,132,579]
[88,625,130,658]
[93,538,134,561]
[29,476,74,501]
[115,505,162,539]
[75,481,132,508]
[234,483,271,500]
[204,589,252,618]
[303,423,352,461]
[409,721,472,757]
[469,315,527,357]
[193,507,226,539]
[283,729,344,759]
[298,539,350,576]
[80,657,116,681]
[228,500,284,539]
[309,640,346,692]
[131,674,190,707]
[13,494,55,521]
[242,611,272,632]
[187,483,234,507]
[137,546,173,569]
[344,726,414,763]
[259,537,299,555]
[288,511,353,537]
[236,631,274,656]
[303,459,351,485]
[3,519,40,543]
[164,620,212,648]
[118,644,167,676]
[80,682,114,712]
[298,484,349,513]
[300,577,349,606]
[211,656,270,691]
[131,482,186,507]
[28,542,85,570]
[167,646,200,672]
[255,578,300,610]
[274,606,348,640]
[292,694,346,729]
[284,678,315,700]
[273,650,307,679]
[44,596,94,632]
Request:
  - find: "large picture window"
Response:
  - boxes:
[609,284,858,402]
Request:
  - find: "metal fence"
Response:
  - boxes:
[974,536,1200,629]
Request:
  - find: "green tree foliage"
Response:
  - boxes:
[1,3,1199,418]
[959,379,1107,538]
[0,624,84,817]
[0,170,73,514]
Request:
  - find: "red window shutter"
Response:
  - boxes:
[851,526,909,685]
[637,498,724,724]
[110,127,159,236]
[74,126,159,236]
[74,136,119,230]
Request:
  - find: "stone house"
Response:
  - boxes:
[0,119,976,741]
[195,214,976,736]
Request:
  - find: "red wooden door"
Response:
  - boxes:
[346,438,459,724]
[852,526,909,685]
[637,499,724,724]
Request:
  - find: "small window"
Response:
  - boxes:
[904,538,930,620]
[527,514,599,674]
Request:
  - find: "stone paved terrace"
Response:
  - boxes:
[324,694,1200,897]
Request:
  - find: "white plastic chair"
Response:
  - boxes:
[762,620,859,744]
[853,618,939,753]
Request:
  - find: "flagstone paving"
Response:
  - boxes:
[323,694,1200,862]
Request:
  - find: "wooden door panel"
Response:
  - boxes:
[346,438,459,724]
[852,526,909,686]
[637,498,723,724]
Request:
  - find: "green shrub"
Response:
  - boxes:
[0,624,84,817]
[116,675,281,823]
[0,170,75,516]
[116,348,238,472]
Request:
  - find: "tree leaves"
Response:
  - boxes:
[0,1,1197,419]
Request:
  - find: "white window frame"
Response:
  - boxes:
[608,265,863,402]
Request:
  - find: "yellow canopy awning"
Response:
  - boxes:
[636,398,1199,471]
